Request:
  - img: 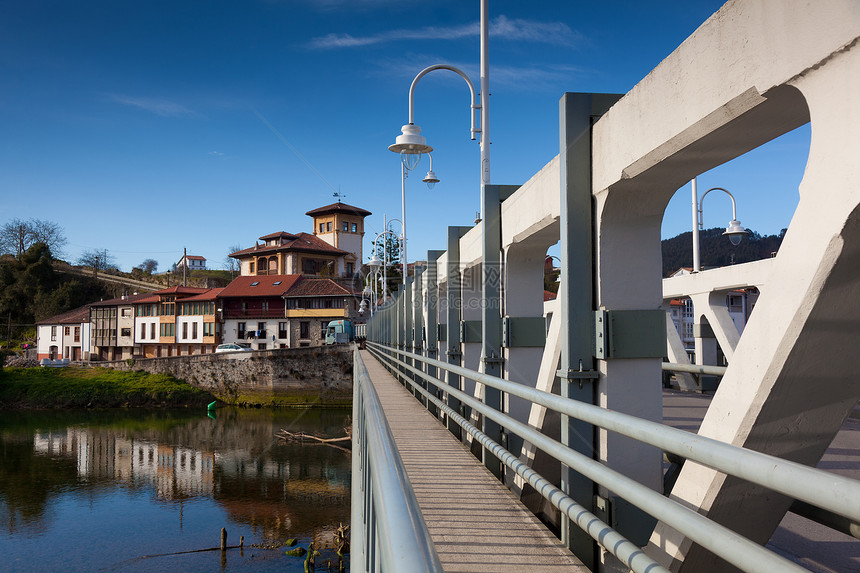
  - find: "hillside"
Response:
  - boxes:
[661,227,785,277]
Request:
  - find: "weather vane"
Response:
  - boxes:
[333,190,346,203]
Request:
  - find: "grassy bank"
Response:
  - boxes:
[0,367,217,409]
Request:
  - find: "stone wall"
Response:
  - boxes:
[97,345,354,406]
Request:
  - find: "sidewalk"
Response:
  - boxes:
[663,389,860,573]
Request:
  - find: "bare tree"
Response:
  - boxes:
[77,248,117,273]
[223,243,243,276]
[137,258,158,274]
[0,218,67,257]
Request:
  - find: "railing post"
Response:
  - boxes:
[446,226,470,440]
[482,183,504,479]
[557,92,621,568]
[425,250,445,418]
[412,265,427,405]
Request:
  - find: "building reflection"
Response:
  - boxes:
[34,430,215,498]
[28,422,350,541]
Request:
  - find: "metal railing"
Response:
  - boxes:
[351,349,442,573]
[365,340,860,573]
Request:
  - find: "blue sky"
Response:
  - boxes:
[0,0,808,272]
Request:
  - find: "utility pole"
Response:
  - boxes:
[183,247,187,287]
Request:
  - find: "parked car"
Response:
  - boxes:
[215,343,248,353]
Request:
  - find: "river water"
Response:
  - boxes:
[0,407,352,572]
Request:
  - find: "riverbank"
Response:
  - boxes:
[0,367,217,409]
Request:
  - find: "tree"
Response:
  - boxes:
[137,259,158,274]
[0,218,67,258]
[223,243,243,276]
[77,248,117,273]
[370,232,402,295]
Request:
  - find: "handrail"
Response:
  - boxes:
[368,341,860,573]
[368,346,667,573]
[351,349,442,573]
[371,342,860,525]
[662,361,727,376]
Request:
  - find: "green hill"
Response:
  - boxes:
[661,228,785,277]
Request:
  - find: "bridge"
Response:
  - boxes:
[349,1,860,572]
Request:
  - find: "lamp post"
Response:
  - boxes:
[691,178,748,272]
[389,0,502,478]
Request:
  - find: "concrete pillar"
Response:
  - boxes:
[652,48,860,571]
[503,238,555,482]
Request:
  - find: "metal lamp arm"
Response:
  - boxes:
[698,187,738,229]
[407,64,480,141]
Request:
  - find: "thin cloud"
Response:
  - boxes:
[309,16,581,50]
[108,95,194,117]
[372,55,587,92]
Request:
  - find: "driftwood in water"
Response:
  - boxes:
[277,419,352,450]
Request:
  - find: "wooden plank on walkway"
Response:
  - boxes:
[361,350,587,572]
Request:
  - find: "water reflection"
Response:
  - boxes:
[0,408,351,572]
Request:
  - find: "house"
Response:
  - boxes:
[89,293,153,361]
[176,255,207,272]
[218,274,360,349]
[36,305,91,361]
[229,202,371,279]
[132,286,223,358]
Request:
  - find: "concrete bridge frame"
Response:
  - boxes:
[385,1,860,570]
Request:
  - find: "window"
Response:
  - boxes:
[351,223,357,233]
[300,321,310,339]
[121,308,131,317]
[320,321,327,338]
[74,327,80,343]
[150,323,156,339]
[346,262,354,275]
[326,222,332,232]
[203,322,214,337]
[64,326,70,336]
[160,323,175,337]
[51,326,57,341]
[257,322,266,338]
[258,343,267,351]
[319,223,324,233]
[182,322,188,340]
[192,322,198,339]
[121,328,131,337]
[141,324,146,340]
[278,322,288,339]
[343,221,349,231]
[261,301,269,312]
[250,262,255,274]
[237,322,246,339]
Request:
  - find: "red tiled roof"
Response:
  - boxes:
[229,232,347,258]
[37,305,91,325]
[305,202,371,217]
[543,290,557,302]
[88,292,155,307]
[183,255,206,261]
[218,275,302,298]
[154,286,210,296]
[258,231,298,241]
[284,277,360,298]
[178,288,224,302]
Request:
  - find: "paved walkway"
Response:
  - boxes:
[360,350,586,572]
[663,389,860,573]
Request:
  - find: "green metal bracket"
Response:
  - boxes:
[502,316,547,348]
[594,309,667,359]
[460,320,482,343]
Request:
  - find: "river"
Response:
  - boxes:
[0,407,352,572]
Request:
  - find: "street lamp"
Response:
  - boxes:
[388,0,502,478]
[691,178,749,272]
[423,153,440,189]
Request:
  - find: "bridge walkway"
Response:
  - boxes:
[360,349,586,572]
